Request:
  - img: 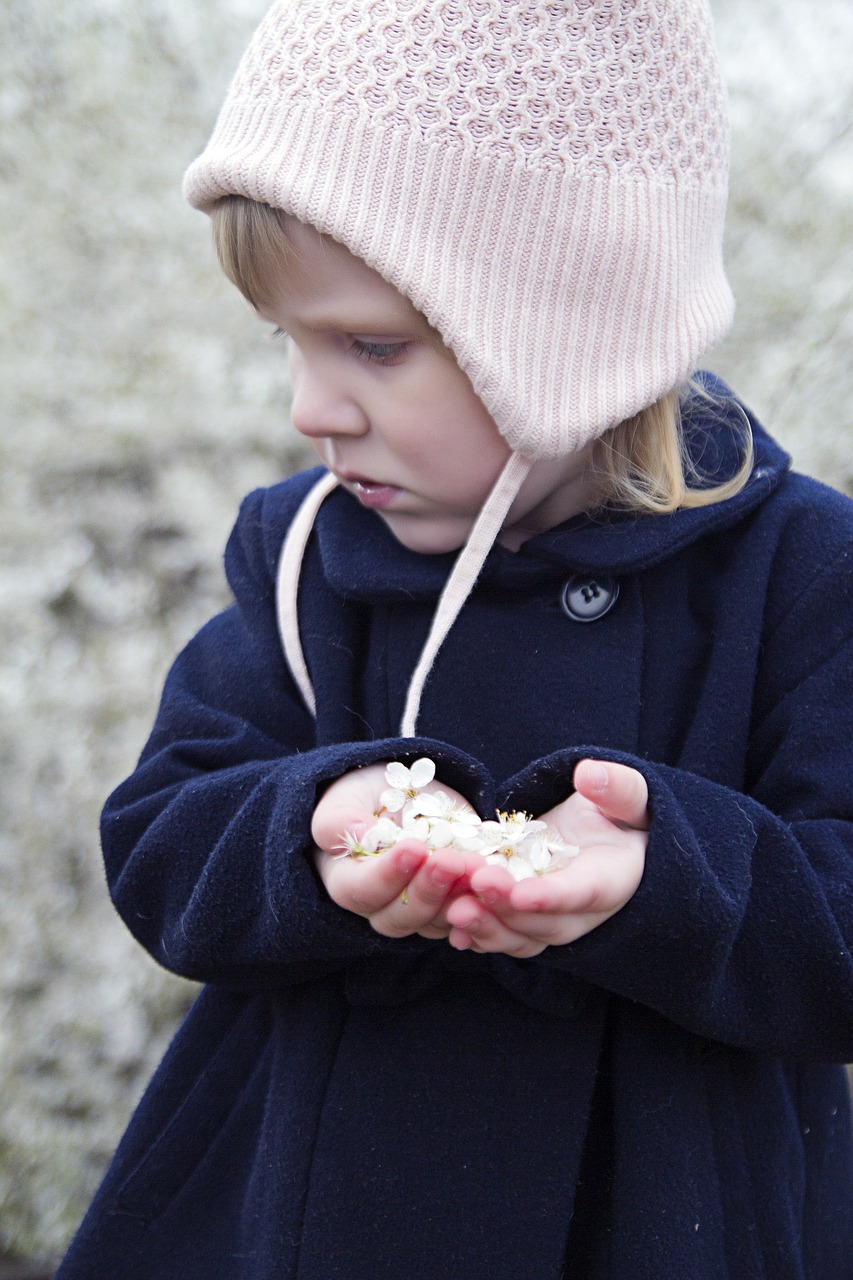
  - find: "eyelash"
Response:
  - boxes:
[270,328,407,366]
[349,338,408,366]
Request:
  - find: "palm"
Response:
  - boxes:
[539,789,642,858]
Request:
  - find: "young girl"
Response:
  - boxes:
[56,1,853,1277]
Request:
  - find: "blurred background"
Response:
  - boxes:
[1,0,851,1268]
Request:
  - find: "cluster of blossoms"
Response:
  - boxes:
[336,758,579,882]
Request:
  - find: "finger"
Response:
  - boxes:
[368,847,469,937]
[446,893,547,958]
[319,840,428,916]
[465,861,600,943]
[466,866,576,942]
[468,844,645,942]
[572,759,650,830]
[509,852,638,918]
[310,763,390,851]
[417,923,453,940]
[311,799,375,854]
[466,863,517,910]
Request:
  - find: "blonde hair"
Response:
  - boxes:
[591,384,754,515]
[209,196,753,516]
[210,195,293,311]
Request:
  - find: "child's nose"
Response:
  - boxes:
[289,367,368,439]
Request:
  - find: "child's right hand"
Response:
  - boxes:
[311,764,479,939]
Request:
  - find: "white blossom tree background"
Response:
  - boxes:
[0,0,851,1266]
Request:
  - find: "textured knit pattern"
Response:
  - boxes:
[184,0,734,458]
[263,0,727,176]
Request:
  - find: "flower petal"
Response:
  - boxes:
[380,787,407,813]
[399,816,431,844]
[408,757,436,789]
[384,761,411,788]
[370,817,403,847]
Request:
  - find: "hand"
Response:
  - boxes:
[445,759,649,958]
[311,764,481,939]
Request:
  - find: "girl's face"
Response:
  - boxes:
[261,219,592,554]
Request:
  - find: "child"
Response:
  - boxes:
[57,1,853,1277]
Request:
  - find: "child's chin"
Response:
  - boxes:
[380,512,470,557]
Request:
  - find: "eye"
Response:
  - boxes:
[349,337,409,365]
[271,327,288,341]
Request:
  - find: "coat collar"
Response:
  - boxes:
[311,374,790,602]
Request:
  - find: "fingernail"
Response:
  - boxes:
[428,866,453,890]
[399,852,421,874]
[586,762,608,793]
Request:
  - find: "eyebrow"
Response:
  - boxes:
[295,313,419,332]
[279,303,435,338]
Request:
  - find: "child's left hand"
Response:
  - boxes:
[445,759,649,958]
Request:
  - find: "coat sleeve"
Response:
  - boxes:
[504,523,853,1062]
[100,481,489,989]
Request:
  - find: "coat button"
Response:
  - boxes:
[560,574,620,622]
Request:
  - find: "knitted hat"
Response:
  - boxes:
[185,0,734,734]
[184,0,734,461]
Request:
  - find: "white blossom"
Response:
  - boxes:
[336,761,580,879]
[379,757,436,812]
[528,830,580,873]
[478,811,580,881]
[334,816,402,859]
[403,791,483,851]
[477,811,546,857]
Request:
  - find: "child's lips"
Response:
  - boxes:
[340,472,403,510]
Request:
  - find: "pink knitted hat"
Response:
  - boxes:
[184,0,734,461]
[185,0,734,733]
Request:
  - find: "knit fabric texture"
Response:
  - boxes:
[184,0,734,458]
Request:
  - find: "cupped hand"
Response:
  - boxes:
[311,763,482,938]
[445,759,650,958]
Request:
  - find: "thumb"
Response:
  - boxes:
[573,759,650,830]
[311,793,375,854]
[310,763,390,852]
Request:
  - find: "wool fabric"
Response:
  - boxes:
[184,0,734,458]
[53,386,853,1279]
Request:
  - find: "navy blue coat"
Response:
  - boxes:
[57,382,853,1279]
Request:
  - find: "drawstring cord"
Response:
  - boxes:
[276,453,532,734]
[400,453,531,735]
[276,470,339,717]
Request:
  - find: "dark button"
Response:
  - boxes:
[560,574,620,622]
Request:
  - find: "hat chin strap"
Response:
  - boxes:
[400,451,532,735]
[276,469,339,718]
[276,452,533,734]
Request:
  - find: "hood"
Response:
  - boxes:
[310,374,790,604]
